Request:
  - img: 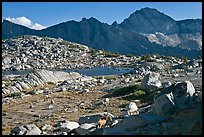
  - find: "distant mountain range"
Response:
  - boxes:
[2,7,202,59]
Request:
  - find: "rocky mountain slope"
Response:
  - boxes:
[114,7,202,49]
[2,8,202,58]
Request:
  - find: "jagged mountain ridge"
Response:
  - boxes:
[115,7,202,35]
[113,7,202,49]
[2,7,202,58]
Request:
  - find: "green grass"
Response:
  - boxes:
[69,44,78,49]
[103,75,116,80]
[110,84,162,103]
[112,84,140,96]
[10,92,21,98]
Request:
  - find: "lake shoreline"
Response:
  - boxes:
[2,66,134,76]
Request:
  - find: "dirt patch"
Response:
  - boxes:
[2,91,141,135]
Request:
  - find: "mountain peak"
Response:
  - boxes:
[130,7,161,16]
[111,21,118,26]
[119,7,177,34]
[88,17,100,22]
[140,7,159,12]
[80,17,100,23]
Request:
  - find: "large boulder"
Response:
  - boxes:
[10,124,41,135]
[140,72,162,91]
[59,121,80,132]
[161,81,195,108]
[125,102,139,115]
[152,81,196,115]
[152,92,175,115]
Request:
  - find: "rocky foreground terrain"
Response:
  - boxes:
[2,35,202,135]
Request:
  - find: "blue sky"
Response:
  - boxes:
[2,2,202,29]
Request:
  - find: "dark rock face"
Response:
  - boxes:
[2,20,36,39]
[37,18,152,54]
[118,7,179,34]
[117,7,202,35]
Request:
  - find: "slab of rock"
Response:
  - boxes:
[140,72,162,91]
[75,123,96,135]
[162,81,172,88]
[78,112,114,125]
[10,124,41,135]
[152,92,175,115]
[18,81,31,89]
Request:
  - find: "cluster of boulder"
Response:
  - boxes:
[2,69,95,95]
[2,36,91,71]
[2,35,141,71]
[102,72,202,135]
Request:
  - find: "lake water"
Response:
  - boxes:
[2,67,134,76]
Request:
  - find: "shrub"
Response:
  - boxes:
[154,54,161,59]
[47,82,55,85]
[10,92,21,97]
[69,44,78,49]
[88,48,97,54]
[133,90,146,97]
[104,51,120,57]
[182,57,189,64]
[126,54,134,57]
[60,40,70,46]
[141,54,155,62]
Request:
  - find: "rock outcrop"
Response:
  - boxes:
[152,81,196,115]
[2,69,92,95]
